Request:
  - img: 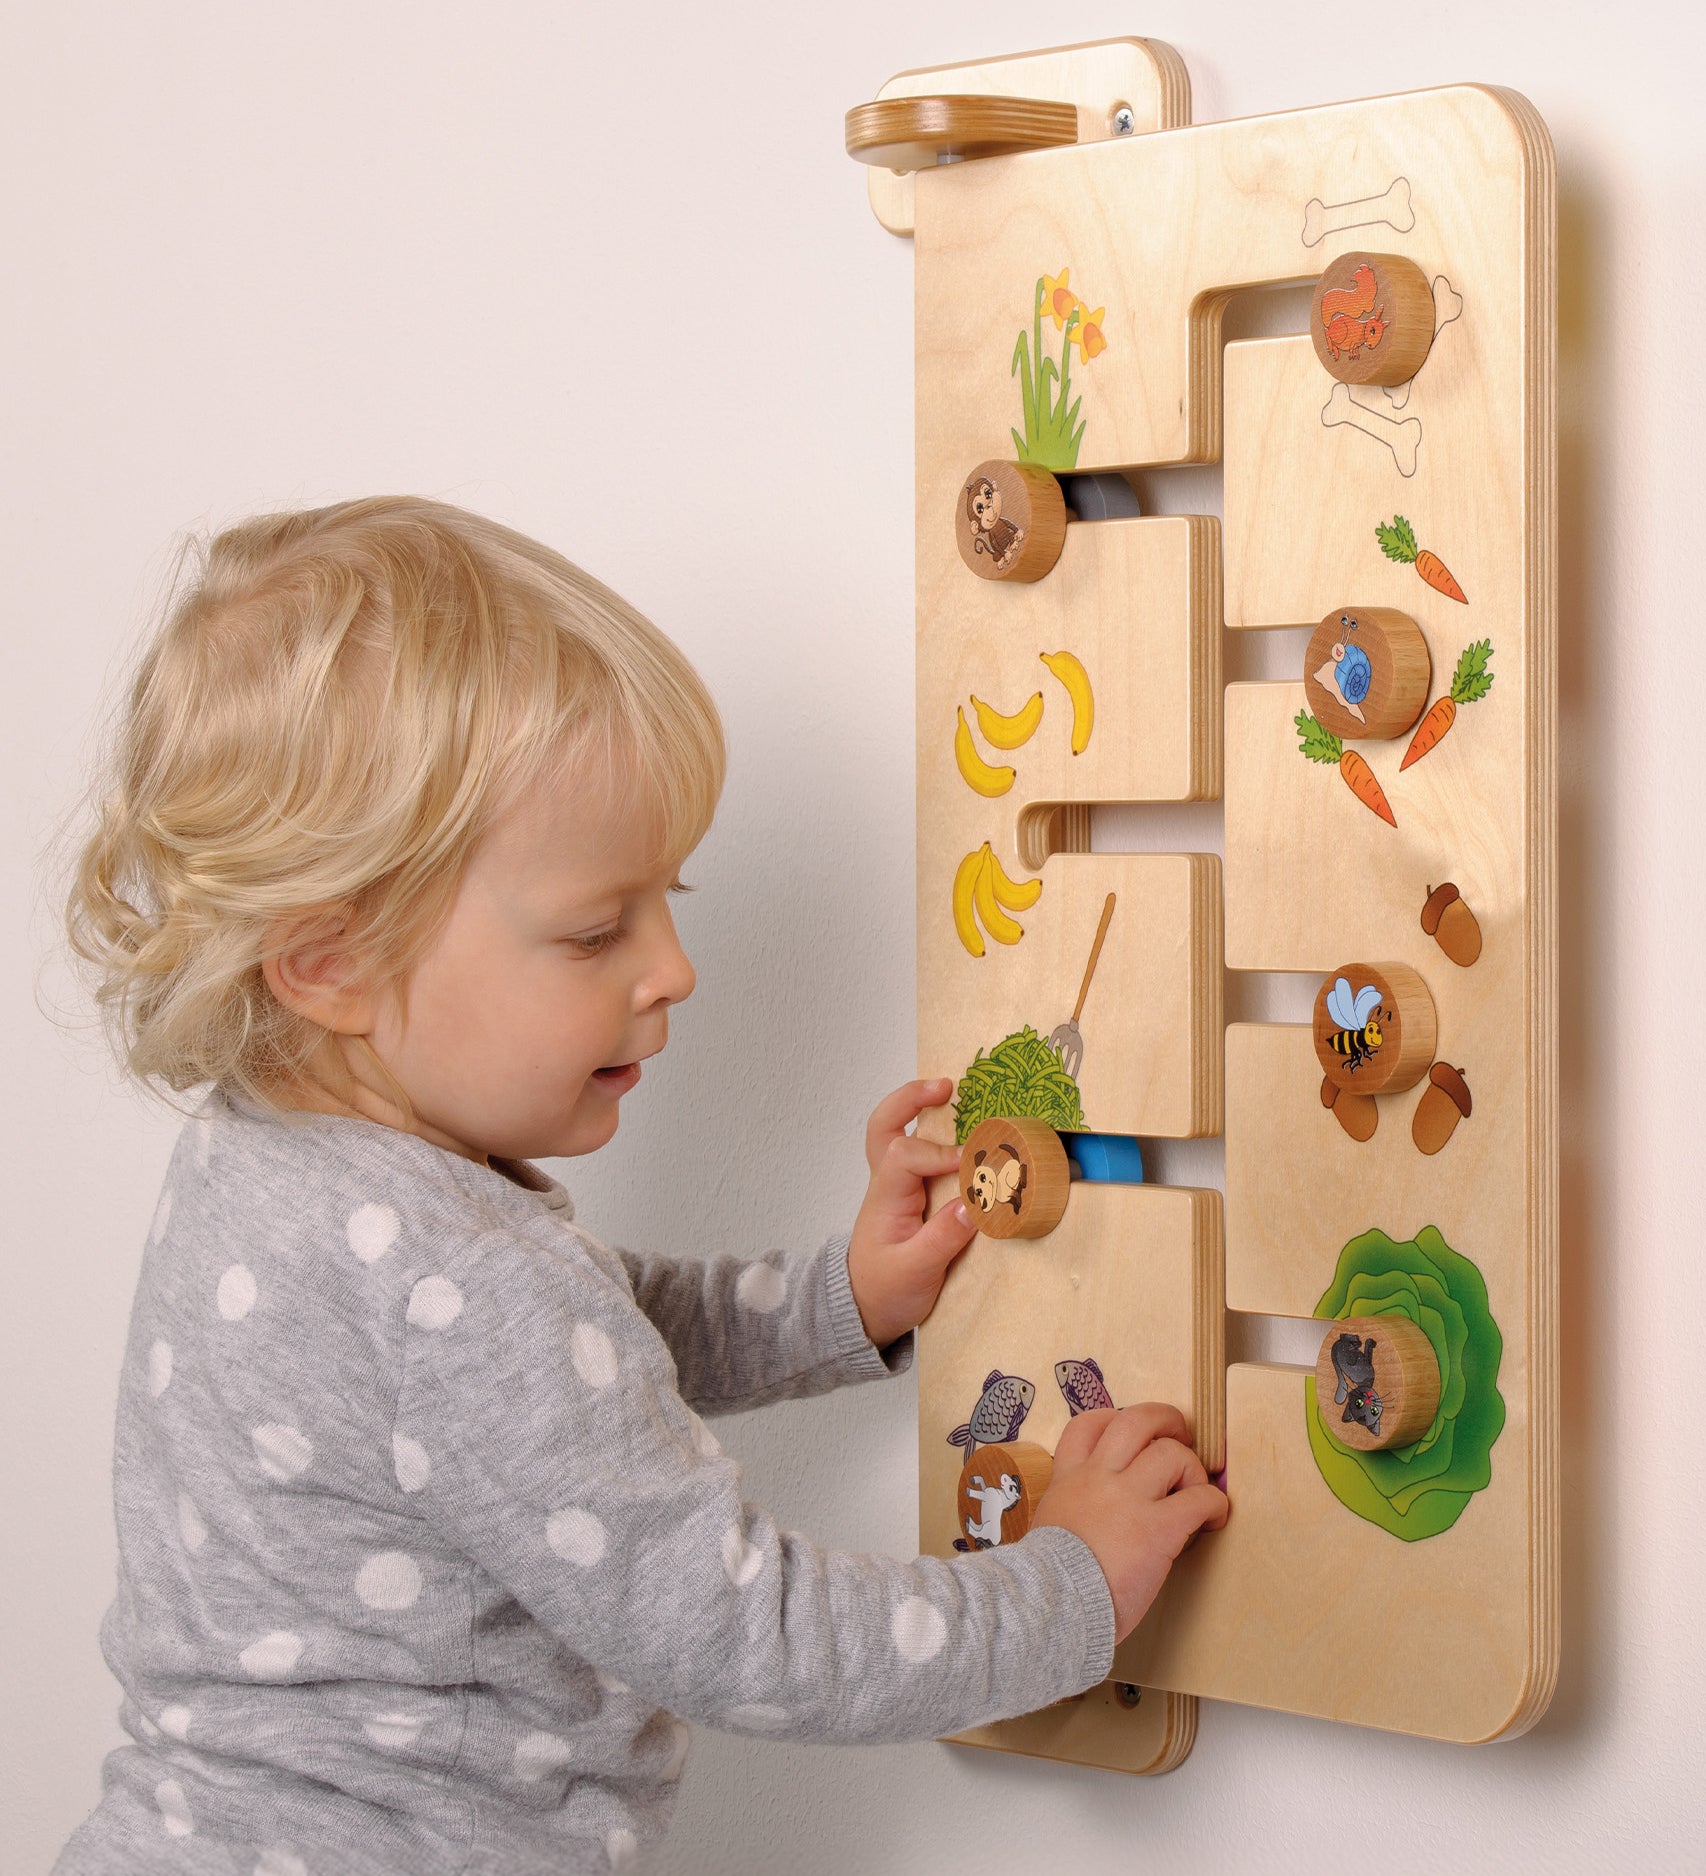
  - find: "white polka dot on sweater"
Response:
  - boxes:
[154,1778,193,1837]
[255,1848,309,1876]
[570,1322,618,1388]
[177,1492,207,1552]
[407,1275,463,1330]
[514,1730,575,1779]
[545,1508,607,1568]
[355,1551,422,1610]
[149,1186,174,1246]
[147,1340,173,1398]
[252,1424,313,1480]
[721,1525,763,1588]
[346,1203,401,1264]
[239,1631,303,1678]
[363,1712,423,1751]
[157,1704,192,1740]
[726,1702,790,1732]
[735,1262,787,1314]
[391,1433,430,1493]
[607,1826,639,1871]
[216,1264,257,1320]
[594,1665,630,1697]
[891,1596,947,1664]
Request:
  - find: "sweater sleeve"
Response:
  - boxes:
[396,1224,1114,1743]
[615,1233,910,1416]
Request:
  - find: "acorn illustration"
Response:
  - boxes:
[1421,883,1482,967]
[1322,1074,1378,1143]
[1413,1062,1472,1155]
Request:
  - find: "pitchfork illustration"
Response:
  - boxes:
[1048,893,1116,1080]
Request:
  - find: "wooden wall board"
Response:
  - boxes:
[869,42,1555,1762]
[911,87,1543,474]
[865,37,1189,236]
[916,853,1223,1144]
[1117,1361,1546,1741]
[920,1185,1223,1770]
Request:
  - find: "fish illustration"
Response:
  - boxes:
[1054,1357,1115,1416]
[946,1369,1036,1451]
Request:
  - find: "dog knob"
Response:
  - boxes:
[954,1440,1055,1550]
[957,1116,1072,1240]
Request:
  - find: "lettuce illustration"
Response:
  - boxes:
[953,1026,1086,1146]
[1307,1226,1505,1541]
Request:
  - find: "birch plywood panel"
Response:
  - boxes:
[1118,1362,1542,1741]
[920,1187,1222,1771]
[871,45,1555,1758]
[912,87,1542,473]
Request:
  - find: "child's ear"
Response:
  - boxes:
[261,916,379,1035]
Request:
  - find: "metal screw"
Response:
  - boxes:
[1111,104,1135,136]
[1114,1682,1142,1709]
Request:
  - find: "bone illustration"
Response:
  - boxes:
[1302,176,1415,248]
[1385,275,1465,410]
[1321,381,1422,477]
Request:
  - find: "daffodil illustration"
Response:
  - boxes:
[1042,269,1078,331]
[1010,269,1110,470]
[1071,305,1107,363]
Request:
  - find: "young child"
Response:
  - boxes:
[54,496,1228,1875]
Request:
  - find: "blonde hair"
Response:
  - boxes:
[57,494,725,1124]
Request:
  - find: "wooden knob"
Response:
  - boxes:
[955,461,1068,584]
[1303,607,1431,741]
[958,1116,1071,1239]
[1310,251,1437,386]
[1313,962,1437,1097]
[1315,1316,1441,1451]
[845,94,1078,171]
[955,1440,1055,1549]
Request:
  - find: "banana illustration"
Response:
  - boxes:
[969,689,1044,751]
[952,844,1045,956]
[954,708,1016,797]
[1039,650,1095,756]
[986,847,1042,912]
[952,847,988,958]
[971,846,1025,946]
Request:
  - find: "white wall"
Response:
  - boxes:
[4,2,1701,1870]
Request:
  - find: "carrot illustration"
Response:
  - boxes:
[1296,711,1397,826]
[1376,514,1467,604]
[1400,640,1495,770]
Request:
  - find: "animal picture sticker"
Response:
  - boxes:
[1312,962,1436,1102]
[1309,251,1436,386]
[1325,1331,1383,1438]
[1010,268,1109,470]
[952,1441,1051,1551]
[1301,607,1431,743]
[957,1116,1072,1240]
[953,460,1066,585]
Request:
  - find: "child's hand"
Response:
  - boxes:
[1031,1404,1229,1642]
[845,1078,977,1350]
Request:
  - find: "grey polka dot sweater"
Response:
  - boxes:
[55,1088,1115,1875]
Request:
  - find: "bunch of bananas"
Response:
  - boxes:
[953,843,1043,958]
[952,650,1094,797]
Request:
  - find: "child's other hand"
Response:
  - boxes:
[1031,1404,1229,1642]
[845,1078,977,1350]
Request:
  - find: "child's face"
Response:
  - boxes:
[365,757,697,1165]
